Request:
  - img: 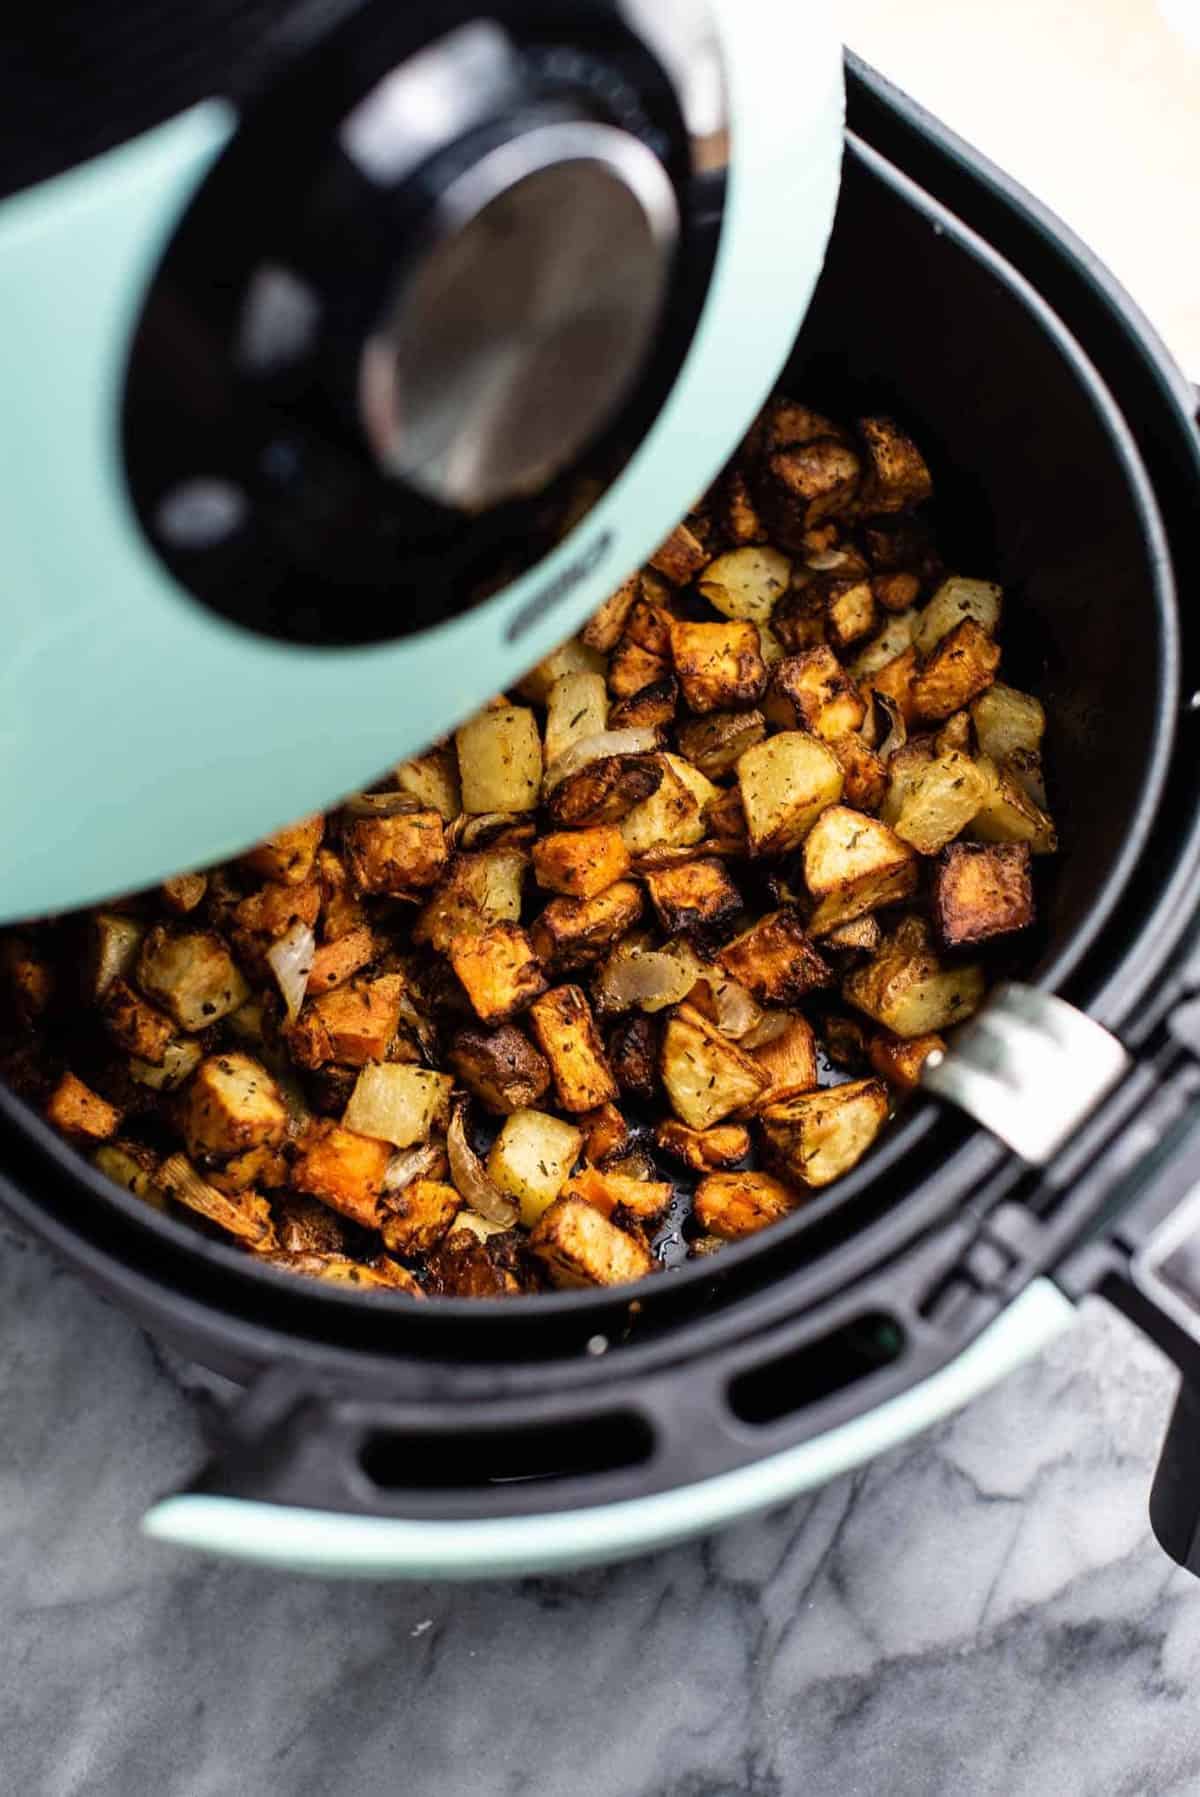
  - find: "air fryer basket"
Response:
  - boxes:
[3,62,1200,1536]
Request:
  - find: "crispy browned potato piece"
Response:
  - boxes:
[932,841,1034,947]
[868,1029,945,1092]
[561,1165,672,1223]
[102,978,176,1064]
[532,826,631,899]
[607,677,679,732]
[449,1024,552,1114]
[344,811,447,898]
[380,1179,462,1254]
[803,806,919,936]
[274,1192,349,1255]
[648,521,708,585]
[655,1119,750,1171]
[161,872,207,914]
[860,646,919,724]
[660,1003,768,1129]
[693,1170,800,1239]
[828,733,888,812]
[856,416,933,512]
[971,756,1058,853]
[769,584,828,655]
[607,1014,660,1101]
[579,1101,629,1165]
[718,909,832,1005]
[704,786,749,852]
[668,619,767,714]
[426,1231,529,1298]
[843,937,986,1038]
[306,924,377,995]
[530,882,645,973]
[676,709,766,779]
[93,1138,163,1208]
[643,858,742,940]
[2,936,55,1024]
[208,1143,289,1195]
[180,1053,289,1160]
[609,637,669,699]
[625,594,674,656]
[758,439,862,544]
[717,465,767,544]
[529,1195,654,1288]
[749,1014,818,1105]
[287,972,407,1068]
[764,647,866,740]
[911,619,1000,721]
[317,848,368,941]
[449,924,547,1024]
[136,926,250,1031]
[529,985,618,1112]
[547,755,663,828]
[46,1072,122,1142]
[581,574,641,652]
[761,1078,890,1187]
[243,815,324,887]
[737,732,844,855]
[290,1119,391,1227]
[818,574,878,651]
[825,915,882,954]
[873,572,922,613]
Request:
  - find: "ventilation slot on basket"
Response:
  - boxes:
[728,1311,905,1427]
[359,1411,655,1491]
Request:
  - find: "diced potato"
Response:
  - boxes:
[102,977,176,1064]
[208,1143,289,1195]
[770,585,828,655]
[970,682,1046,762]
[868,1029,945,1092]
[764,647,865,740]
[914,576,1002,656]
[668,619,767,714]
[394,746,462,821]
[971,757,1058,853]
[529,985,617,1112]
[932,841,1034,947]
[737,731,844,855]
[934,710,972,757]
[530,881,644,974]
[608,636,669,699]
[579,1100,629,1164]
[856,416,933,513]
[659,1003,768,1128]
[643,858,742,939]
[698,546,791,623]
[46,1072,121,1142]
[532,825,630,898]
[161,872,207,914]
[449,1024,552,1114]
[449,924,547,1025]
[828,732,888,812]
[128,1037,204,1092]
[343,1062,453,1147]
[180,1052,289,1160]
[717,909,832,1005]
[290,1120,392,1227]
[307,925,378,996]
[413,848,528,952]
[514,638,606,704]
[758,439,862,545]
[887,749,989,855]
[704,785,749,851]
[561,1165,672,1223]
[858,646,919,723]
[655,1119,749,1171]
[87,912,146,1002]
[1005,747,1048,810]
[717,465,767,545]
[287,973,407,1068]
[379,1179,462,1254]
[529,1195,654,1288]
[693,1170,800,1239]
[620,755,710,855]
[844,941,986,1038]
[243,815,324,887]
[607,677,679,733]
[760,1078,890,1187]
[649,521,708,585]
[136,926,250,1031]
[872,572,922,614]
[344,810,448,898]
[879,736,937,828]
[749,1014,818,1105]
[676,709,766,780]
[273,1193,348,1254]
[825,915,882,954]
[548,754,664,829]
[607,1013,660,1099]
[803,806,919,935]
[317,848,366,942]
[159,1153,277,1247]
[821,575,877,651]
[456,706,543,814]
[911,619,1000,721]
[487,1108,585,1227]
[581,575,640,652]
[93,1139,164,1209]
[544,672,609,769]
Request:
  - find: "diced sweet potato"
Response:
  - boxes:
[932,841,1034,947]
[660,1003,768,1129]
[180,1053,288,1160]
[231,878,321,971]
[529,1195,654,1288]
[316,849,366,941]
[532,826,630,899]
[102,977,176,1064]
[243,815,324,886]
[648,521,708,585]
[449,1024,551,1114]
[748,1014,818,1105]
[717,910,832,1005]
[668,618,767,714]
[306,924,377,995]
[46,1072,122,1142]
[287,972,407,1068]
[530,882,645,973]
[290,1119,391,1227]
[547,755,663,829]
[760,1078,890,1187]
[655,1119,749,1171]
[803,806,919,935]
[911,619,1000,721]
[693,1170,799,1239]
[379,1179,462,1254]
[764,646,866,740]
[856,416,933,513]
[344,811,447,898]
[561,1165,672,1223]
[449,924,547,1024]
[136,927,250,1031]
[529,985,617,1112]
[737,732,844,855]
[579,1101,629,1165]
[843,941,986,1038]
[208,1143,289,1195]
[868,1030,945,1092]
[643,858,742,940]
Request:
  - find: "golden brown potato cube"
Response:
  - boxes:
[659,1003,768,1129]
[737,732,844,855]
[532,825,631,898]
[290,1120,391,1228]
[971,757,1058,853]
[828,733,888,812]
[607,1013,660,1102]
[705,786,749,852]
[764,647,866,740]
[426,1231,527,1297]
[93,1139,164,1209]
[933,841,1034,947]
[46,1072,122,1142]
[911,619,1000,721]
[530,1194,653,1288]
[619,754,714,855]
[86,912,146,1002]
[529,985,617,1112]
[161,872,207,914]
[872,572,922,614]
[343,1062,453,1146]
[394,744,462,820]
[879,735,937,825]
[274,1192,349,1255]
[649,521,709,586]
[821,575,878,651]
[888,750,989,855]
[450,923,547,1024]
[935,710,973,756]
[759,439,862,544]
[180,1052,288,1160]
[316,849,365,942]
[608,636,668,699]
[413,847,528,951]
[449,1024,552,1114]
[850,610,919,680]
[803,806,919,935]
[128,1038,204,1093]
[970,682,1045,762]
[344,810,447,898]
[914,577,1002,656]
[243,814,324,886]
[547,754,663,829]
[581,574,641,652]
[607,677,679,733]
[693,1169,799,1239]
[825,915,882,954]
[487,1107,584,1227]
[456,705,542,813]
[862,513,939,572]
[544,670,610,769]
[844,943,986,1038]
[641,861,738,945]
[698,546,791,623]
[717,465,767,544]
[749,1014,818,1105]
[136,926,250,1031]
[306,924,377,995]
[761,1078,890,1187]
[530,881,645,973]
[769,584,828,654]
[859,646,919,723]
[868,1029,945,1092]
[676,709,766,779]
[668,618,767,714]
[379,1179,462,1255]
[159,1154,277,1248]
[625,594,674,656]
[102,977,176,1064]
[856,416,933,512]
[580,1100,629,1165]
[718,909,833,1005]
[561,1165,672,1224]
[208,1143,289,1196]
[288,972,407,1069]
[513,638,606,704]
[655,1118,749,1171]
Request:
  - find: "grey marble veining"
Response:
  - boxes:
[5,1211,1200,1797]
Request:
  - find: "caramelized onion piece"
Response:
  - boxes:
[543,727,660,793]
[266,920,315,1026]
[447,1103,518,1226]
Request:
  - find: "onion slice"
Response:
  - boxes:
[543,726,659,793]
[741,1010,795,1051]
[875,693,907,762]
[691,968,762,1038]
[384,1141,446,1194]
[343,791,424,819]
[447,1103,518,1227]
[595,936,705,1014]
[266,920,315,1026]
